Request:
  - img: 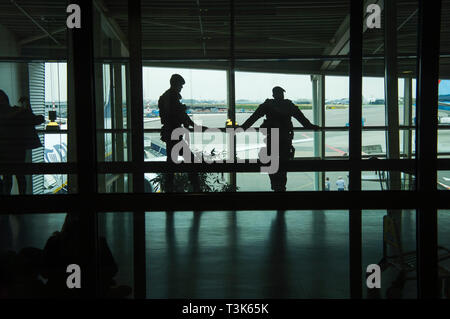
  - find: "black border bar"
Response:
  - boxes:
[416,0,442,299]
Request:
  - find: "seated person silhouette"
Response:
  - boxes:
[41,213,132,298]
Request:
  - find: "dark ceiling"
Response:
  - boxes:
[0,0,449,76]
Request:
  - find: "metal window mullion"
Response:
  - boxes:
[349,0,363,299]
[403,78,413,190]
[70,0,98,298]
[128,0,146,299]
[228,0,236,191]
[416,0,441,299]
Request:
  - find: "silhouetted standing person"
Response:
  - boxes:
[158,74,205,192]
[0,90,44,195]
[240,86,320,192]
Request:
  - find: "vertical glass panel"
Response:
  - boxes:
[363,0,418,177]
[236,171,350,192]
[438,171,450,190]
[97,212,134,298]
[94,62,130,167]
[362,130,386,157]
[235,71,314,127]
[399,128,416,158]
[438,65,450,160]
[0,173,68,196]
[144,132,166,161]
[0,60,75,195]
[237,172,318,192]
[325,131,348,157]
[325,75,349,127]
[363,210,417,299]
[93,1,129,58]
[98,174,131,193]
[438,210,450,298]
[438,4,450,297]
[143,66,228,129]
[398,77,417,126]
[438,129,450,156]
[146,210,349,298]
[0,213,67,297]
[0,211,133,298]
[361,171,415,191]
[362,76,385,126]
[292,131,315,158]
[324,172,350,192]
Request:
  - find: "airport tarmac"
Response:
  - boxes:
[144,105,450,191]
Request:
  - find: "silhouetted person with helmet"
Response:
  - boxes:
[158,74,205,192]
[240,86,320,192]
[0,90,44,195]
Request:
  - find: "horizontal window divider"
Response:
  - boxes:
[96,128,131,133]
[141,126,416,133]
[438,160,450,169]
[97,159,416,174]
[140,53,437,63]
[1,53,449,64]
[3,159,443,175]
[1,191,448,214]
[0,163,77,174]
[0,57,67,62]
[36,129,68,134]
[94,126,421,134]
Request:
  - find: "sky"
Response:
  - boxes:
[46,63,420,103]
[440,79,450,95]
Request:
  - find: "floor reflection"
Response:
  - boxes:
[147,210,351,298]
[1,210,448,298]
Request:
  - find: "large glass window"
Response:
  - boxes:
[362,210,417,299]
[2,0,449,299]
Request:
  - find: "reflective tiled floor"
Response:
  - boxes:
[1,210,450,298]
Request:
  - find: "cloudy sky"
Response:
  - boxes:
[46,63,421,103]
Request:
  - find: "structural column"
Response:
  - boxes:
[311,75,325,190]
[403,77,413,189]
[416,0,441,299]
[385,0,403,256]
[70,0,99,297]
[129,0,146,298]
[227,0,237,191]
[349,0,363,299]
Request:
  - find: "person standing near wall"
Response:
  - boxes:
[0,90,44,195]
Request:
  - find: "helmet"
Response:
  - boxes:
[170,74,185,86]
[272,86,285,94]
